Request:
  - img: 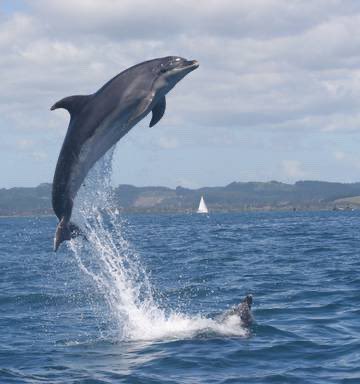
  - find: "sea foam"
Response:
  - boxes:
[69,151,247,341]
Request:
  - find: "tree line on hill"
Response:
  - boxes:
[1,180,360,216]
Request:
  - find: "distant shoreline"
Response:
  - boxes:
[1,180,360,217]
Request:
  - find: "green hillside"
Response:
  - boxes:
[2,180,360,216]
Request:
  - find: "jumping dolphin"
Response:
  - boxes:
[51,56,199,251]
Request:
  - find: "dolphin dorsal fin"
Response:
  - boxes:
[149,96,166,127]
[50,95,91,117]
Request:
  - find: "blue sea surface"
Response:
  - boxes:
[1,211,360,383]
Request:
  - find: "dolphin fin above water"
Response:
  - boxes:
[50,95,92,117]
[218,295,253,327]
[149,96,166,127]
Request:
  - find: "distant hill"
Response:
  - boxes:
[0,183,53,216]
[1,180,360,216]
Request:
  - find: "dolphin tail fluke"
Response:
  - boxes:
[53,219,84,252]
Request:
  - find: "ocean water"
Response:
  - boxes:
[1,210,360,383]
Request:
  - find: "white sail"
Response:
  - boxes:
[197,196,209,214]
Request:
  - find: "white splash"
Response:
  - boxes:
[68,151,247,341]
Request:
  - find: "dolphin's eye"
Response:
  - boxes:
[160,68,167,73]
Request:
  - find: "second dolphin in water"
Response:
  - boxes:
[218,295,254,327]
[51,56,199,251]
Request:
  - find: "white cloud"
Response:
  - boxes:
[157,137,179,150]
[334,151,346,160]
[16,138,33,149]
[282,160,306,179]
[1,1,360,186]
[332,150,360,170]
[31,150,47,160]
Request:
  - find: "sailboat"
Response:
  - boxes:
[197,195,209,214]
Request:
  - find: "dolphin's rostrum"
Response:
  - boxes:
[51,56,199,251]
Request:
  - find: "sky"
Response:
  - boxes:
[1,0,360,188]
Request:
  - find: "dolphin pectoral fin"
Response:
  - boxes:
[53,219,85,252]
[50,95,92,117]
[149,96,166,127]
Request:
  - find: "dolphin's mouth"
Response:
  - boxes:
[182,59,199,69]
[172,59,199,74]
